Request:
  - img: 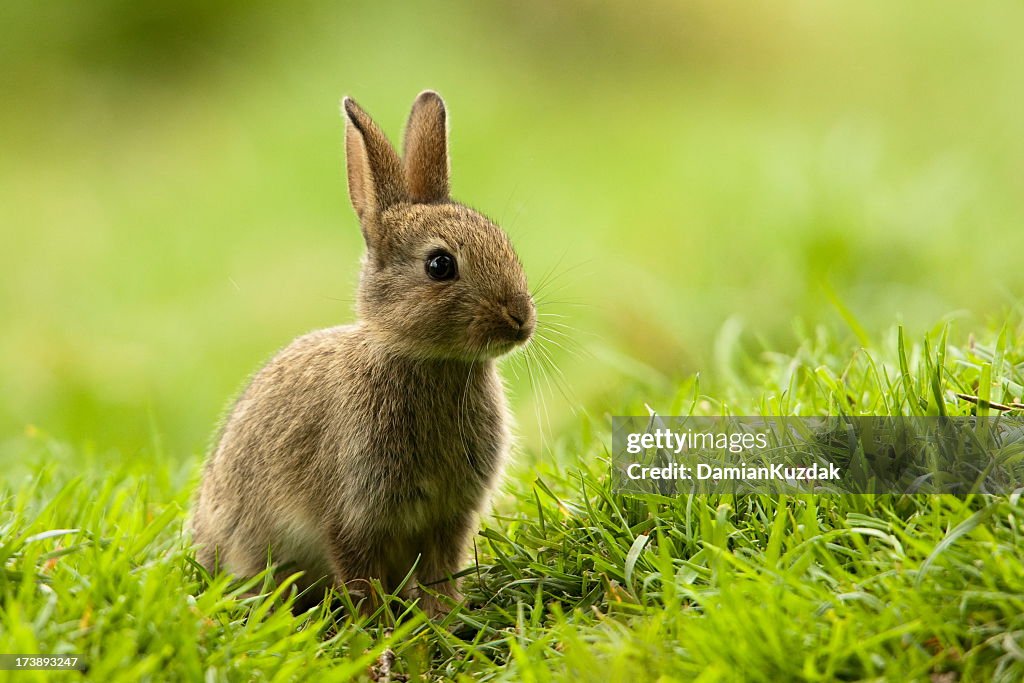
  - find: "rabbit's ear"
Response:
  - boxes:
[343,97,405,224]
[402,91,449,203]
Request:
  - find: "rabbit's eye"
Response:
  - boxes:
[426,251,458,281]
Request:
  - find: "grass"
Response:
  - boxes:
[3,317,1024,681]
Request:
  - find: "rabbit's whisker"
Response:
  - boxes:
[522,343,555,451]
[458,349,482,469]
[532,337,579,414]
[535,330,587,362]
[531,253,591,299]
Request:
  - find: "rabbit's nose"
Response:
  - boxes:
[500,306,524,329]
[500,295,536,341]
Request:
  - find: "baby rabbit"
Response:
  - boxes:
[191,91,535,616]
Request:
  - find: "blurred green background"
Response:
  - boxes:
[2,1,1023,459]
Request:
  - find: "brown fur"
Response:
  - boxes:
[190,91,535,616]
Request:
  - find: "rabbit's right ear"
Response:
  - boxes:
[343,97,405,230]
[402,91,449,203]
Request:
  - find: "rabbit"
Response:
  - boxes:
[190,91,535,616]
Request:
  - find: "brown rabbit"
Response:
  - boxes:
[190,91,535,616]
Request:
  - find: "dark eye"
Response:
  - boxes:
[426,251,458,281]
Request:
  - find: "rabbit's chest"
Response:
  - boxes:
[400,391,503,485]
[365,376,507,521]
[332,358,510,532]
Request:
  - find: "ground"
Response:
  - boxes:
[2,319,1023,682]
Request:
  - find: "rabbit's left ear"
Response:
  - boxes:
[343,96,405,223]
[402,91,450,204]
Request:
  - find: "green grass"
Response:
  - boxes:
[3,318,1024,681]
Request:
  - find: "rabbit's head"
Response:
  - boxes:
[342,92,535,361]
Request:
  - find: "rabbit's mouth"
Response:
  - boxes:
[464,295,535,357]
[480,323,534,357]
[484,338,527,358]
